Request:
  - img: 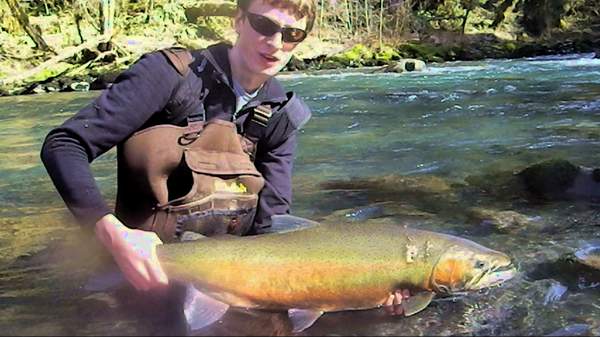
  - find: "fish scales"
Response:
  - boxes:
[158,223,460,310]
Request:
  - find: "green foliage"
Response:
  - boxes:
[30,62,73,82]
[195,16,231,40]
[503,40,516,52]
[374,44,400,61]
[0,1,19,33]
[397,42,445,62]
[332,43,374,66]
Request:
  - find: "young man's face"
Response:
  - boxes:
[234,0,308,78]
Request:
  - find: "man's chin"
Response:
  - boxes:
[256,65,283,78]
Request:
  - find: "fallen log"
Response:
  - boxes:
[1,33,113,86]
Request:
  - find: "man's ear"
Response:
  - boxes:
[233,10,244,34]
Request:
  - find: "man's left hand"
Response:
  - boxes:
[384,289,411,316]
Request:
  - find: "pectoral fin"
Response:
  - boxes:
[401,291,435,316]
[184,284,229,331]
[262,215,320,234]
[180,231,208,242]
[288,308,323,333]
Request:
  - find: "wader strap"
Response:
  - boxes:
[161,48,193,77]
[201,49,228,84]
[243,104,273,143]
[162,48,210,125]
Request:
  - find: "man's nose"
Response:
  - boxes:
[266,31,284,49]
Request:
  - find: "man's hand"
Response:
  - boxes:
[384,289,411,316]
[95,214,169,291]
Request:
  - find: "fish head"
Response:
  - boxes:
[431,241,516,294]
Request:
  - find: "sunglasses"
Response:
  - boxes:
[244,11,307,43]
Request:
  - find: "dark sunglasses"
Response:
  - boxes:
[244,11,307,43]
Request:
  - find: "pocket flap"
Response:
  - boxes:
[184,149,262,176]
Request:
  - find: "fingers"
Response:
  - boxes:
[114,254,152,291]
[384,289,411,316]
[109,229,169,291]
[385,294,394,307]
[393,290,404,315]
[145,245,169,287]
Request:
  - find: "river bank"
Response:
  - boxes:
[2,29,599,97]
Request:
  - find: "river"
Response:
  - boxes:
[1,54,599,335]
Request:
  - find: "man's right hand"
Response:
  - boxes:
[95,214,169,291]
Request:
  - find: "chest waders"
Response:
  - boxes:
[115,48,274,242]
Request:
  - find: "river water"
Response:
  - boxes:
[1,54,600,335]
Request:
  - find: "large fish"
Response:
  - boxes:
[157,215,516,333]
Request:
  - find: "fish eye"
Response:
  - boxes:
[474,260,487,269]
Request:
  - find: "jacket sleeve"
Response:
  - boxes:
[253,131,298,230]
[252,95,311,230]
[40,52,180,227]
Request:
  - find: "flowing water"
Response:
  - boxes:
[1,54,600,336]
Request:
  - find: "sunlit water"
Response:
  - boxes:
[1,54,600,336]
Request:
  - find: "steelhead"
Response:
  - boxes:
[156,215,516,332]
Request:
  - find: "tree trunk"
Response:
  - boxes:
[318,0,325,38]
[4,0,51,51]
[99,0,116,51]
[379,0,384,49]
[461,8,471,34]
[364,0,370,34]
[490,0,514,28]
[344,0,352,32]
[145,0,154,23]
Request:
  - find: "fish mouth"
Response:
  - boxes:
[468,261,517,290]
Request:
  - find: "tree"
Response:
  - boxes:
[4,0,51,51]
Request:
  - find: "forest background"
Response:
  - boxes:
[0,0,599,95]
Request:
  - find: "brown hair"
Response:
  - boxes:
[237,0,317,33]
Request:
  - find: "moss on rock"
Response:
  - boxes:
[29,62,72,83]
[374,45,400,63]
[331,43,375,67]
[396,43,446,63]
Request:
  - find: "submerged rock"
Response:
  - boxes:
[518,159,600,202]
[322,202,436,225]
[466,207,533,233]
[538,121,600,140]
[321,174,453,196]
[545,323,591,336]
[574,245,600,270]
[466,159,600,203]
[518,159,580,198]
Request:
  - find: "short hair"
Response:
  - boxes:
[237,0,317,33]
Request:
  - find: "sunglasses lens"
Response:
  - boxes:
[249,14,280,36]
[247,12,307,43]
[282,28,307,43]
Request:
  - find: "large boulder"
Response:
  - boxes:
[376,59,426,73]
[518,159,600,201]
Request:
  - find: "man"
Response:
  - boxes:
[41,0,409,316]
